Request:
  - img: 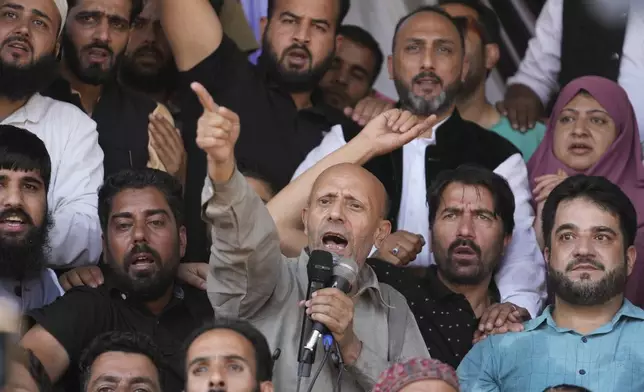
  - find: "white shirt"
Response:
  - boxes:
[292,124,546,318]
[2,94,104,267]
[507,0,644,140]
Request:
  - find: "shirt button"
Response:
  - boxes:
[581,337,587,343]
[579,369,586,375]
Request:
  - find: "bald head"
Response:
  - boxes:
[310,164,389,218]
[304,163,392,266]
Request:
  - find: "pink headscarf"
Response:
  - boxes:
[527,76,644,305]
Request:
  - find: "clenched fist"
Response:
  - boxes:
[191,82,240,183]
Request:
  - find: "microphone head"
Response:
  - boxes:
[332,257,359,287]
[308,250,334,282]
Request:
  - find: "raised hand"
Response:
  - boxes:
[191,82,240,182]
[533,169,568,203]
[374,230,426,266]
[496,84,544,132]
[148,113,186,182]
[354,109,438,159]
[345,95,395,126]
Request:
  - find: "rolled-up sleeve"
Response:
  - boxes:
[493,154,547,318]
[506,0,563,105]
[203,169,284,319]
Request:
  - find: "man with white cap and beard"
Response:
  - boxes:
[0,0,104,268]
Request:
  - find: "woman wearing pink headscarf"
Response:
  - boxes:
[528,76,644,306]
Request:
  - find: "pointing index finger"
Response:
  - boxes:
[191,82,219,113]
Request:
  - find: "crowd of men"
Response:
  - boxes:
[0,0,643,391]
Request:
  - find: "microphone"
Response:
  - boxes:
[297,250,333,377]
[302,257,359,358]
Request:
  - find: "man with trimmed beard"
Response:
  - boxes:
[0,125,62,311]
[0,0,103,269]
[291,6,546,326]
[160,0,360,263]
[458,175,644,392]
[44,0,186,183]
[14,169,213,391]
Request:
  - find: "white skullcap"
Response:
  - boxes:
[51,0,68,36]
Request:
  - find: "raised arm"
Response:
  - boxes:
[160,0,223,70]
[268,111,438,256]
[194,83,284,319]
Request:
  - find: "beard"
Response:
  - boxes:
[119,46,178,95]
[0,52,59,101]
[0,208,52,281]
[261,30,334,93]
[433,237,504,285]
[394,70,461,117]
[458,50,487,101]
[548,256,627,306]
[104,241,180,301]
[62,34,122,86]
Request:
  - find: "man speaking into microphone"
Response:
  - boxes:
[194,80,430,392]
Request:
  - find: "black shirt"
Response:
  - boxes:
[27,278,213,392]
[368,259,499,368]
[44,78,157,178]
[178,35,360,261]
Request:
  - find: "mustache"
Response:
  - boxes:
[82,41,114,56]
[565,257,605,272]
[124,243,161,267]
[281,44,312,60]
[447,238,481,256]
[132,44,164,60]
[0,207,34,225]
[412,71,443,86]
[1,35,33,52]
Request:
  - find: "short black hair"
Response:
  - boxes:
[185,319,274,383]
[543,385,592,392]
[337,25,383,85]
[392,5,466,52]
[438,0,501,45]
[541,175,637,250]
[98,169,185,233]
[79,332,162,392]
[68,0,143,24]
[428,165,515,236]
[266,0,351,29]
[0,125,51,192]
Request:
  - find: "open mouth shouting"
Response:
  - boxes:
[321,231,349,254]
[0,208,33,235]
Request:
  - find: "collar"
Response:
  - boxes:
[424,265,501,303]
[297,250,389,307]
[255,53,331,114]
[524,299,644,335]
[101,264,185,306]
[3,94,50,124]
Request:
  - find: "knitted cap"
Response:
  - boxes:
[52,0,68,35]
[373,358,460,392]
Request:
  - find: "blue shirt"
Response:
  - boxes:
[457,300,644,392]
[489,117,546,162]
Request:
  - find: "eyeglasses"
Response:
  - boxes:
[452,15,489,44]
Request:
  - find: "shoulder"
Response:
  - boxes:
[34,94,95,125]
